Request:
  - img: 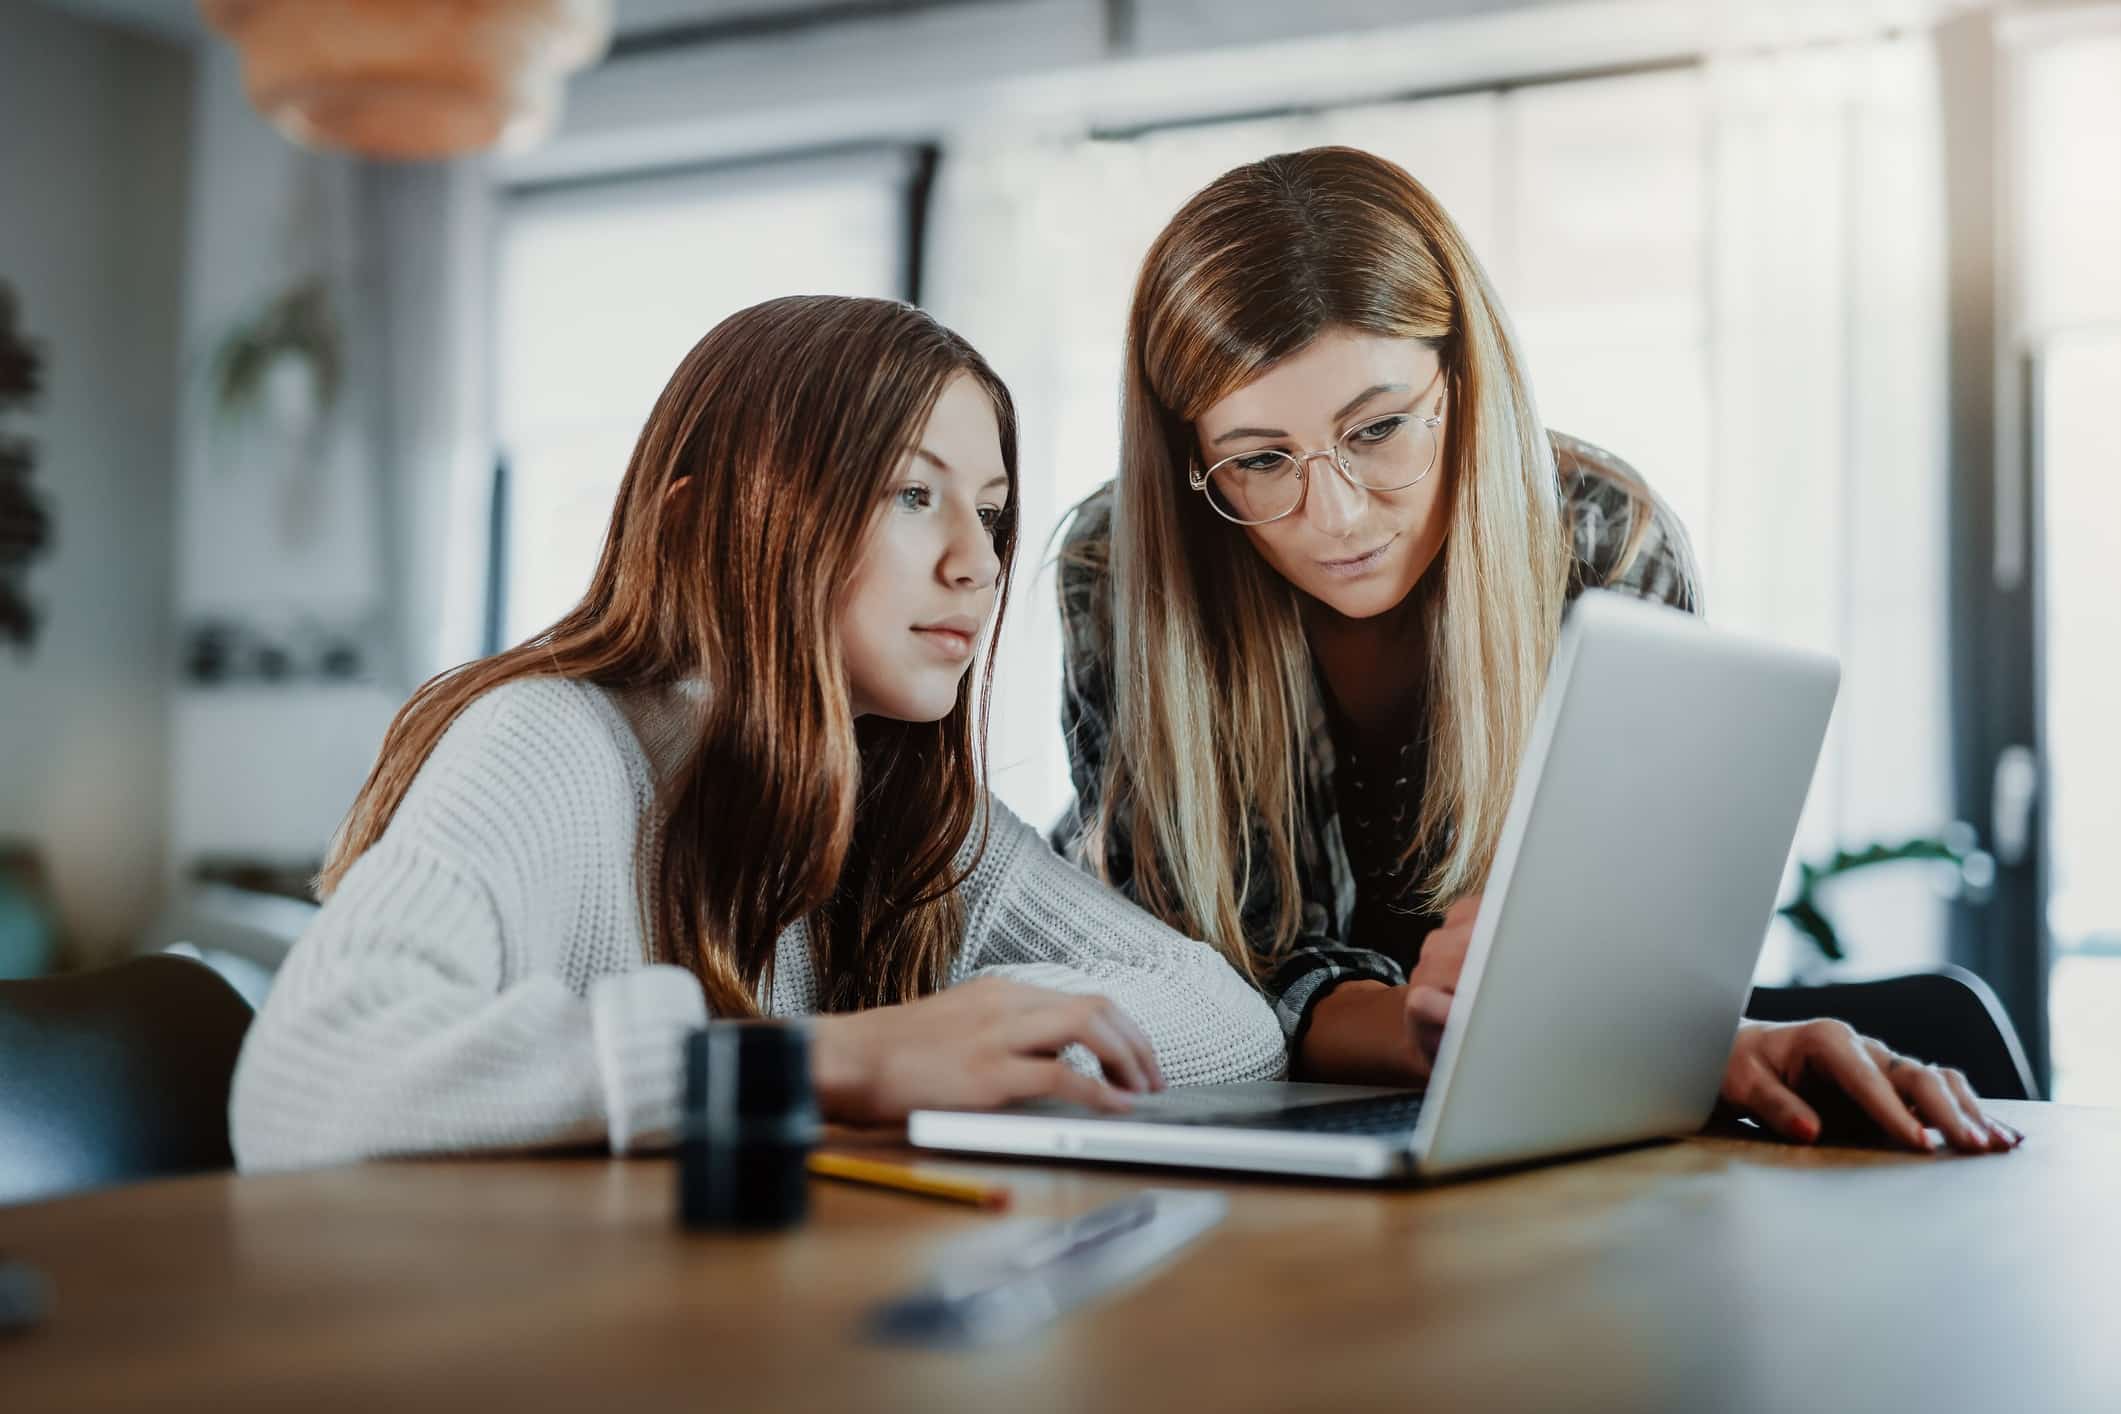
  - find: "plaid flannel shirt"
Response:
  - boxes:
[1051,431,1704,1052]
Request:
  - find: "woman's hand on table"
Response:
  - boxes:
[1719,1019,2025,1153]
[809,976,1164,1125]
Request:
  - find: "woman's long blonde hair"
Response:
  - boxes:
[321,296,1019,1016]
[1084,146,1567,980]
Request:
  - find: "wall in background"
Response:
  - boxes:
[0,1,191,961]
[164,40,405,879]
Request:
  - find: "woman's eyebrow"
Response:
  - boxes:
[1210,382,1416,446]
[1212,425,1289,445]
[1332,382,1410,421]
[915,447,1009,495]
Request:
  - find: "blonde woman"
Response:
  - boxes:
[1056,147,2018,1154]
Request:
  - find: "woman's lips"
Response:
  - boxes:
[911,625,977,658]
[1315,535,1398,579]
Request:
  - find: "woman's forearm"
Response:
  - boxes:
[1297,980,1424,1086]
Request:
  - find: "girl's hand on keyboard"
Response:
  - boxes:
[810,976,1164,1125]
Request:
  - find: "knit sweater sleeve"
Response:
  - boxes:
[955,794,1288,1086]
[228,682,707,1172]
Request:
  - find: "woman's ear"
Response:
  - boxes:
[664,474,694,503]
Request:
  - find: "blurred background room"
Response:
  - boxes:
[1,0,2115,1099]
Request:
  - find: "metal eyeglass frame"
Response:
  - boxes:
[1186,386,1447,527]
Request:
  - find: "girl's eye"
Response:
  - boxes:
[1232,453,1290,474]
[896,485,933,512]
[1349,415,1408,445]
[977,505,1006,531]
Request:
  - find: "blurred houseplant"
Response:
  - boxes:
[1777,824,1995,965]
[207,275,341,436]
[0,845,59,980]
[0,286,58,973]
[0,282,49,654]
[204,273,343,547]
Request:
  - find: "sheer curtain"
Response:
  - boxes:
[926,36,1951,981]
[1706,39,1951,980]
[2017,22,2121,1102]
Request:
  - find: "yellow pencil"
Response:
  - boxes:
[806,1152,1012,1211]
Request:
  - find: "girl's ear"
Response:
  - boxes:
[664,475,694,503]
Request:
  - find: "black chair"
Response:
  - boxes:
[0,954,255,1206]
[1745,964,2038,1101]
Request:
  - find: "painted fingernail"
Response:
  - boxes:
[1794,1116,1819,1143]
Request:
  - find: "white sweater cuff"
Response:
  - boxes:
[590,965,709,1155]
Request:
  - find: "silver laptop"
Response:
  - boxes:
[910,591,1841,1182]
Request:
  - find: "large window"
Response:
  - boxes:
[2020,25,2121,1103]
[2040,329,2121,1104]
[495,151,917,644]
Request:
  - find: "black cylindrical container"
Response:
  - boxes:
[678,1021,819,1230]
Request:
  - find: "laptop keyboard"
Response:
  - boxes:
[1189,1091,1427,1136]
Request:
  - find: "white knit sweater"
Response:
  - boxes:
[230,677,1285,1171]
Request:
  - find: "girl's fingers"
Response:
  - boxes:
[1807,1028,1930,1151]
[1002,1058,1131,1113]
[1006,997,1156,1093]
[1729,1056,1824,1143]
[1104,1003,1165,1091]
[1080,1010,1154,1094]
[973,981,1164,1090]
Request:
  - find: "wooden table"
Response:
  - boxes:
[2,1101,2114,1412]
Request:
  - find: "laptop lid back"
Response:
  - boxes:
[1409,592,1840,1176]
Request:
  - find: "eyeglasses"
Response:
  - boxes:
[1187,389,1446,527]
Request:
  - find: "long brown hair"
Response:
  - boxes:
[1082,146,1569,978]
[321,295,1020,1016]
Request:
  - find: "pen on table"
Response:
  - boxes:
[806,1153,1012,1211]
